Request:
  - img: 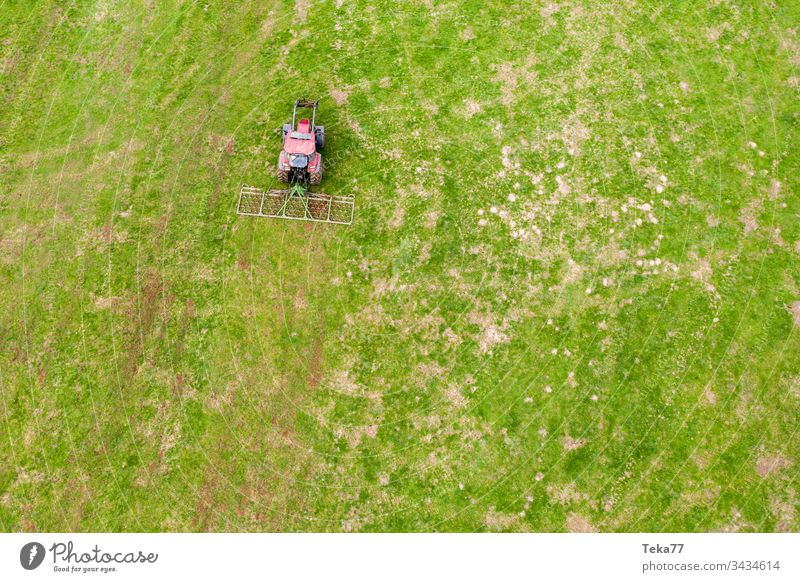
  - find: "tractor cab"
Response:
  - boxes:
[281,100,324,154]
[284,122,315,157]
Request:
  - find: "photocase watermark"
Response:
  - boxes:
[18,540,158,574]
[20,542,46,570]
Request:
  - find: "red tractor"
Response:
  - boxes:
[277,99,325,185]
[237,99,353,225]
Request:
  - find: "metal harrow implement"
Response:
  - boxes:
[237,183,354,225]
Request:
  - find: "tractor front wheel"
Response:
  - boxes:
[277,170,289,183]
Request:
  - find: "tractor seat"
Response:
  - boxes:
[297,119,311,133]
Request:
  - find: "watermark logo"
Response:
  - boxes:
[20,542,46,570]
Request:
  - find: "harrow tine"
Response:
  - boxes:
[236,184,354,225]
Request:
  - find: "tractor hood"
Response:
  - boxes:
[284,133,315,155]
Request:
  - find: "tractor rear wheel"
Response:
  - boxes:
[277,170,289,183]
[310,159,323,185]
[315,126,325,149]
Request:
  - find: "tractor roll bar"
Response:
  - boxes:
[292,99,318,129]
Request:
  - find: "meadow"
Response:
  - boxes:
[1,0,798,531]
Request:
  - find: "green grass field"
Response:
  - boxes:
[1,0,798,532]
